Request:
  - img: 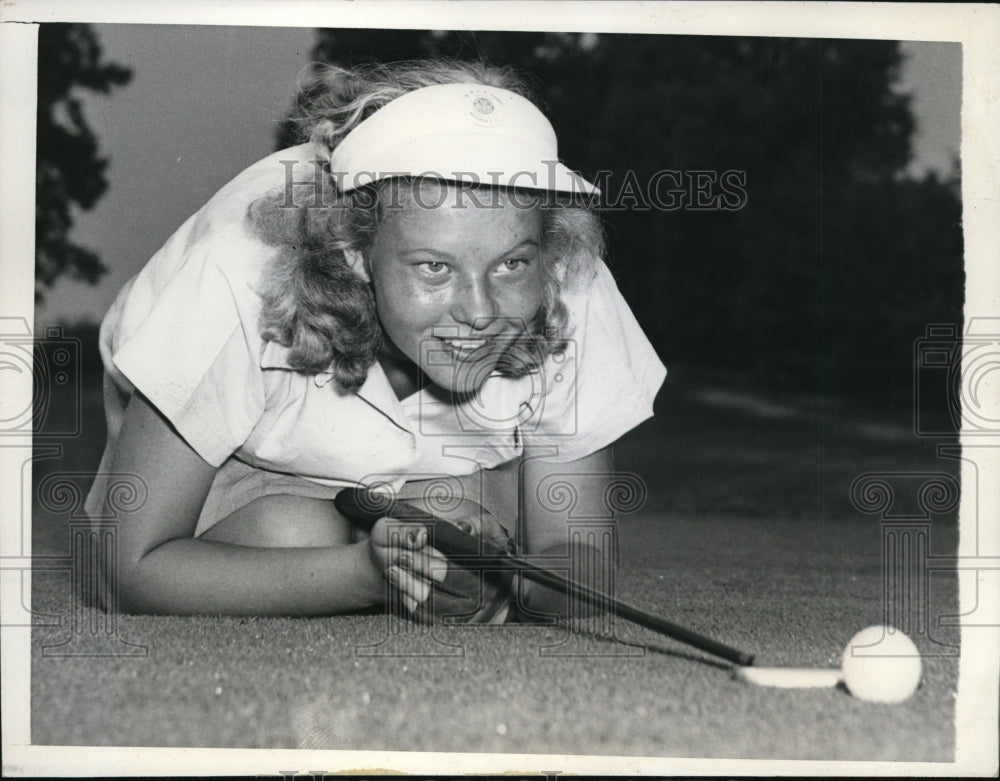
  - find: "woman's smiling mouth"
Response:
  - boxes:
[437,336,495,358]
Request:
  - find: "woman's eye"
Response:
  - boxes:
[500,258,530,272]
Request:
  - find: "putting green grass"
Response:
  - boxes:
[28,369,961,761]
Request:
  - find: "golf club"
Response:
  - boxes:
[334,486,755,667]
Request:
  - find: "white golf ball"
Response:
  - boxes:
[841,625,922,703]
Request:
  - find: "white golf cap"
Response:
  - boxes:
[329,83,599,196]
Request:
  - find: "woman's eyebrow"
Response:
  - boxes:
[399,248,457,260]
[498,239,540,257]
[399,239,540,262]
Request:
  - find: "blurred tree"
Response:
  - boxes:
[35,23,131,300]
[282,31,963,404]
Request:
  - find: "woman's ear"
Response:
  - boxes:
[343,249,370,282]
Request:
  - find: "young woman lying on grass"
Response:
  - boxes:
[85,60,666,622]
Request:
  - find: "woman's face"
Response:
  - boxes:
[366,181,545,396]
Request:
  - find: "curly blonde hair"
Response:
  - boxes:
[250,60,604,391]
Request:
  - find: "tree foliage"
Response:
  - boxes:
[35,23,132,299]
[283,31,963,402]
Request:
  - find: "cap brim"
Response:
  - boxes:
[332,133,600,197]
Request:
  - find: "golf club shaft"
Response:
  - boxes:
[335,488,755,667]
[502,555,755,666]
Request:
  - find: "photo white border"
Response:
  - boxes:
[2,1,998,776]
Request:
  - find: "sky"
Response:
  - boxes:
[37,24,316,326]
[35,27,962,326]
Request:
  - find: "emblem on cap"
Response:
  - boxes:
[473,96,495,116]
[465,89,503,126]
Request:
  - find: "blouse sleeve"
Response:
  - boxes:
[522,261,667,462]
[107,218,267,467]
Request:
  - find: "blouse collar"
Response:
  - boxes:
[259,341,413,433]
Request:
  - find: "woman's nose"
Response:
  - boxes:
[451,278,499,330]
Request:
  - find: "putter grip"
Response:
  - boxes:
[334,487,505,559]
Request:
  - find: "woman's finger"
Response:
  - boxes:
[371,518,429,550]
[397,547,448,584]
[403,526,429,550]
[387,565,432,608]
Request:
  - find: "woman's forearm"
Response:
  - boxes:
[107,393,388,617]
[118,537,386,616]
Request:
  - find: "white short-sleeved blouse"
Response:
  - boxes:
[83,145,667,536]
